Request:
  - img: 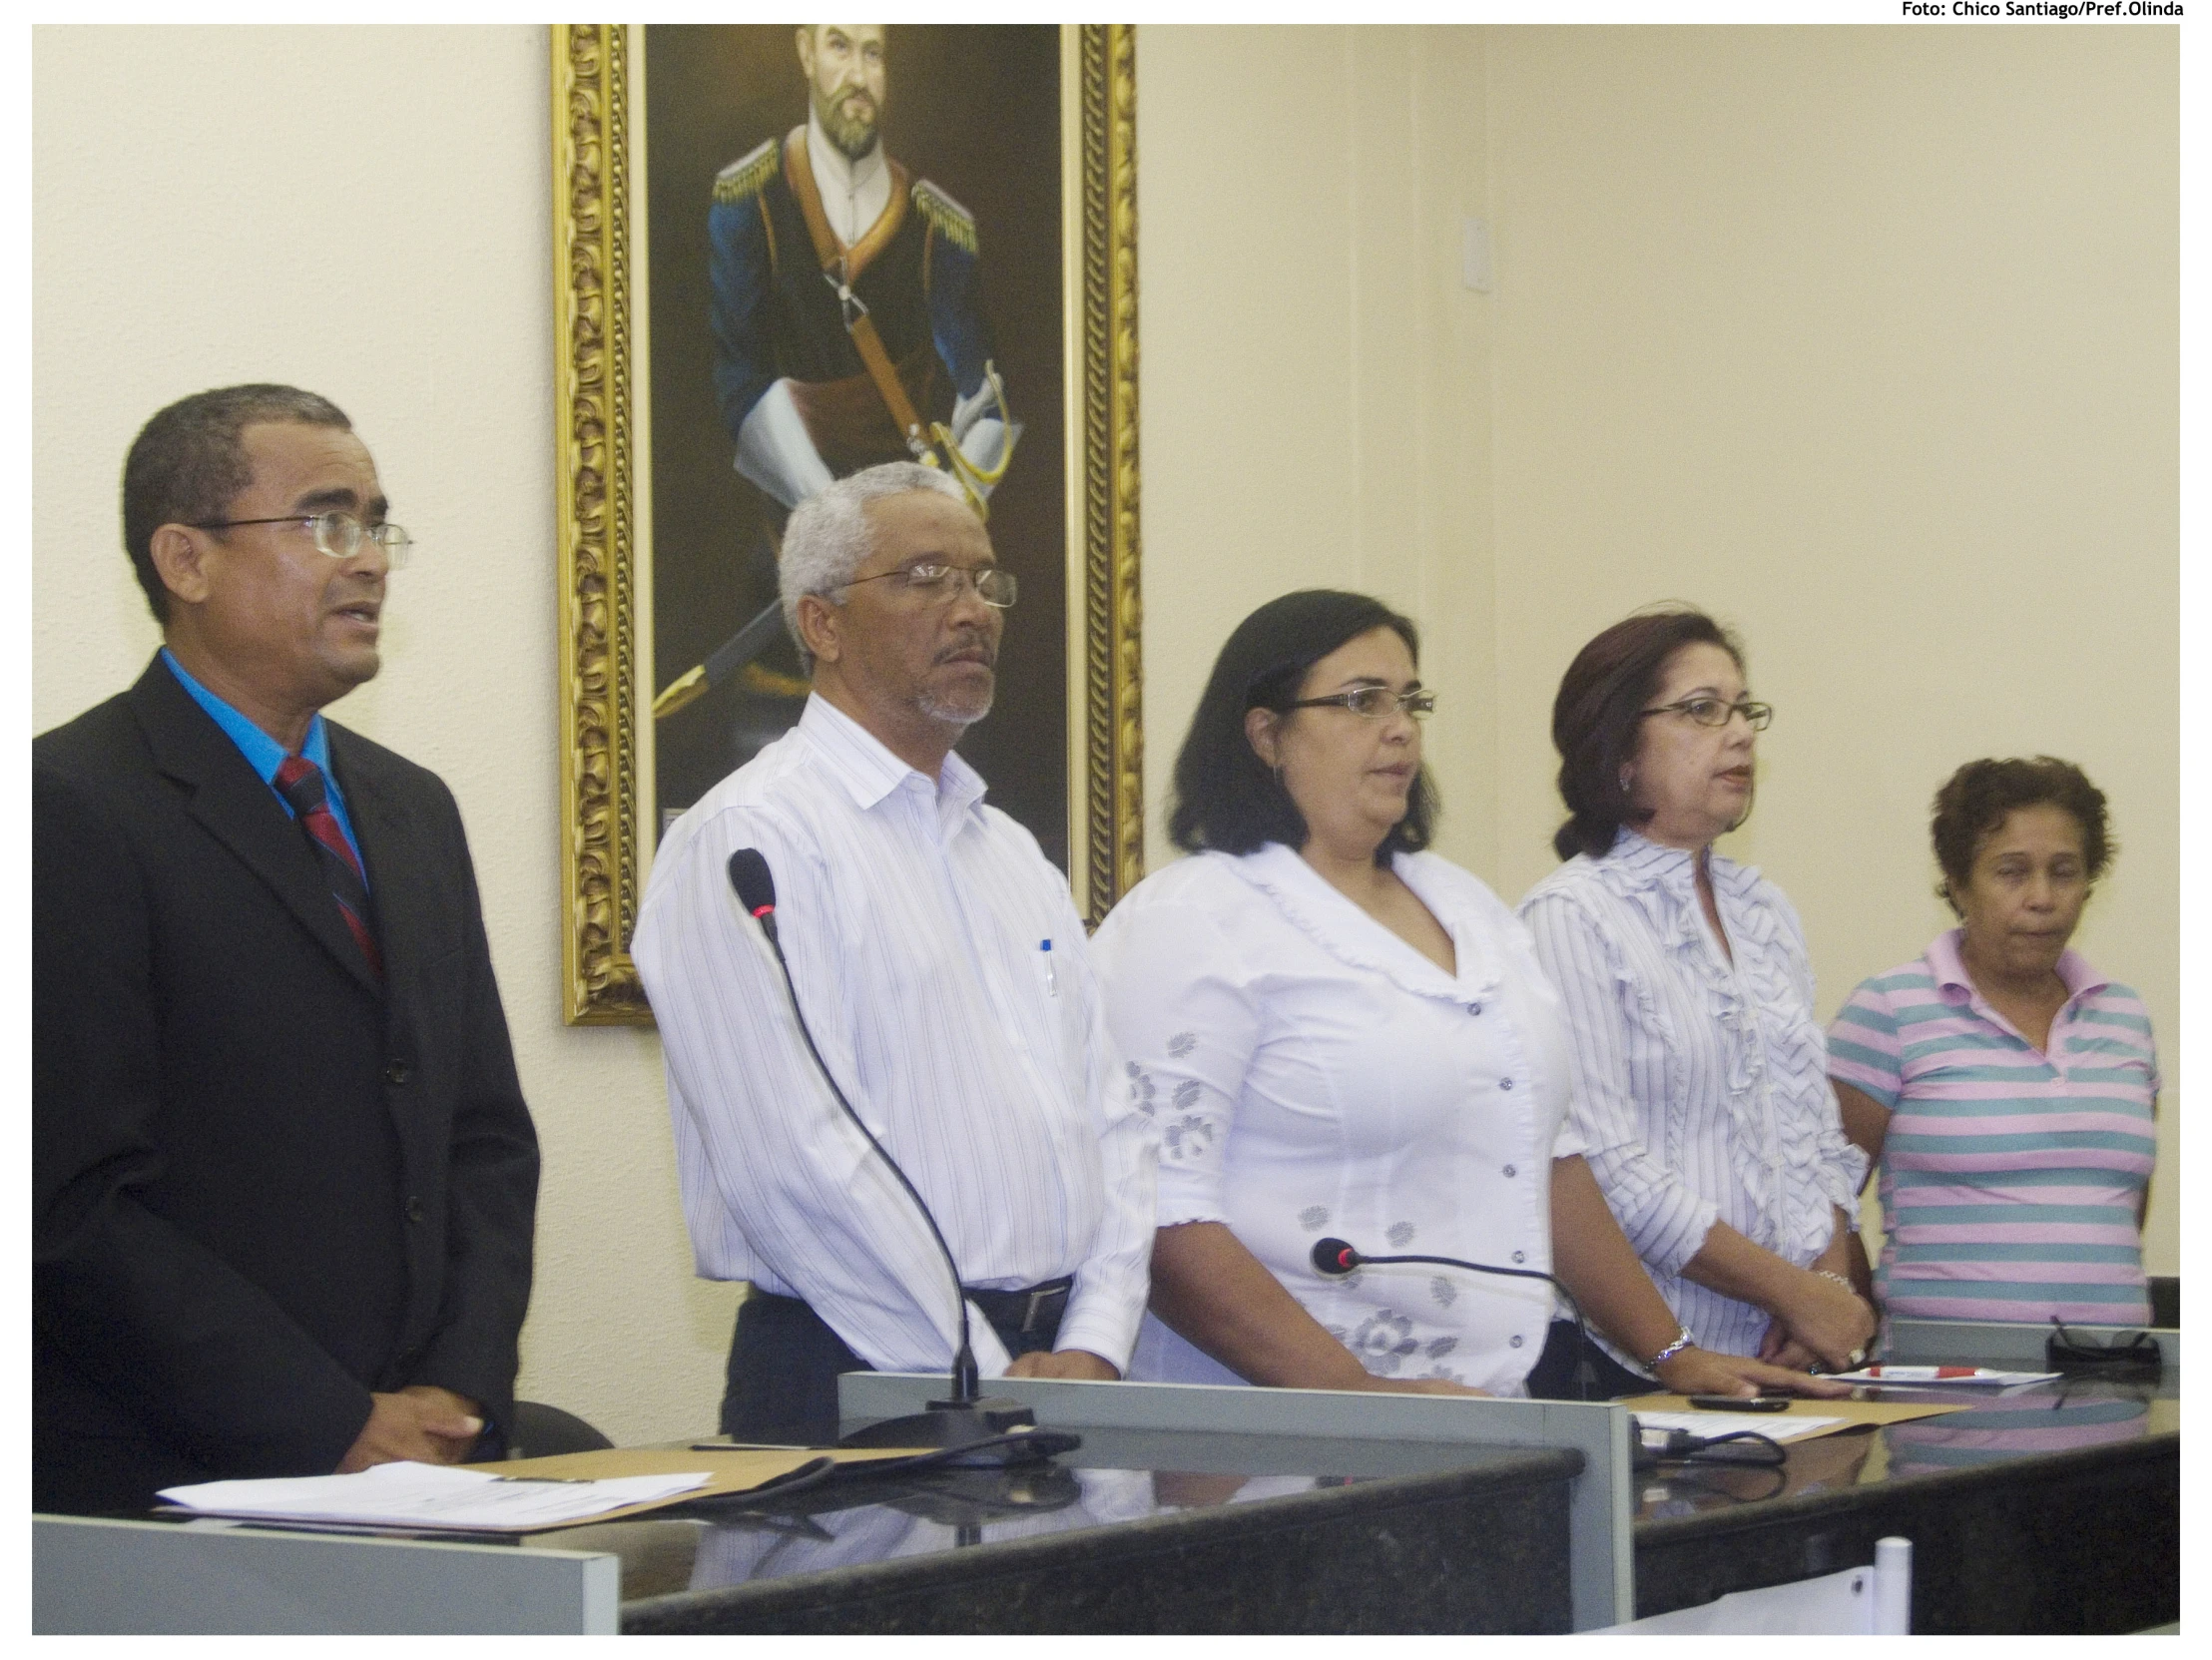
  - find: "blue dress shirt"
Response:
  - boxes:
[161,649,366,878]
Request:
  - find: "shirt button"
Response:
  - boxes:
[1512,1251,1526,1265]
[1509,1334,1524,1349]
[1503,1165,1517,1179]
[385,1059,411,1086]
[404,1196,427,1225]
[1499,1078,1514,1091]
[1468,1002,1482,1016]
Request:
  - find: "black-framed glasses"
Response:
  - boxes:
[2047,1317,2163,1376]
[1639,696,1772,731]
[837,561,1017,609]
[1281,687,1436,721]
[189,511,413,569]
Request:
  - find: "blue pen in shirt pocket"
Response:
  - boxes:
[1039,937,1058,996]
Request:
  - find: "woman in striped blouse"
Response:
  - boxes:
[1519,608,1875,1385]
[1827,758,2159,1327]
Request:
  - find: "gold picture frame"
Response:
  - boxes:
[551,24,1142,1024]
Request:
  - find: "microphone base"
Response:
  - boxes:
[838,1393,1037,1456]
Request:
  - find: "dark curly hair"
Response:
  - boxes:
[1168,589,1436,864]
[1931,757,2113,914]
[1548,606,1746,860]
[122,383,352,623]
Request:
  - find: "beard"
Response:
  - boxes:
[814,83,881,161]
[917,679,993,728]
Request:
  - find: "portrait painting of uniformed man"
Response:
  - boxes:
[644,24,1070,862]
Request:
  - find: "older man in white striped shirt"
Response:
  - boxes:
[635,462,1156,1443]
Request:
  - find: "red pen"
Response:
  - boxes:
[1860,1365,1993,1380]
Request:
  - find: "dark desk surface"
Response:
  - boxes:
[535,1428,1583,1633]
[1631,1366,2179,1632]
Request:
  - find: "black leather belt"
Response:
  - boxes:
[964,1276,1074,1337]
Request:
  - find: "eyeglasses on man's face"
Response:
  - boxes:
[1281,686,1436,721]
[836,560,1017,609]
[190,511,413,569]
[1639,695,1773,731]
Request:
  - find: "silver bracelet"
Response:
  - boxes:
[1646,1327,1696,1369]
[1811,1269,1857,1294]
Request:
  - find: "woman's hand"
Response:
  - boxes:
[1656,1346,1851,1399]
[1755,1324,1820,1372]
[1769,1268,1877,1371]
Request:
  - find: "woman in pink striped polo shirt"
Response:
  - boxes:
[1827,758,2159,1327]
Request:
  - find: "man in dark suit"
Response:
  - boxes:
[34,383,541,1516]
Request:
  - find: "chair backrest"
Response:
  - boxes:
[507,1400,615,1459]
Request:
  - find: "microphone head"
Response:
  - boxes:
[727,848,777,918]
[1311,1237,1362,1278]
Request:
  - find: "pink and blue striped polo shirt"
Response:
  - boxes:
[1827,930,2158,1326]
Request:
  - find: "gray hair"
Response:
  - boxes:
[779,461,968,669]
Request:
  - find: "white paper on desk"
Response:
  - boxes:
[1634,1410,1844,1443]
[158,1459,711,1529]
[1828,1367,2060,1386]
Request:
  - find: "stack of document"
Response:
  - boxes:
[158,1460,712,1531]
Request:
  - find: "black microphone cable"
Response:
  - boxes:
[728,847,983,1402]
[1311,1237,1597,1402]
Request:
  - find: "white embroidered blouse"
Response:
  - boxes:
[1092,843,1584,1395]
[1517,829,1867,1365]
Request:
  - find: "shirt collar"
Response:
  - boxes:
[1928,926,2109,1001]
[161,647,332,782]
[1235,841,1502,1000]
[807,108,885,218]
[1604,825,1754,895]
[799,693,987,821]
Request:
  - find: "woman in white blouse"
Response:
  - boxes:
[1093,592,1843,1400]
[1518,607,1876,1382]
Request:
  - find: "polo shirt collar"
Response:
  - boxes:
[1928,926,2108,1000]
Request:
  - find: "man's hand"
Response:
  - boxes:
[334,1385,485,1473]
[1657,1347,1852,1399]
[1003,1349,1120,1382]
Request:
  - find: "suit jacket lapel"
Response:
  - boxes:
[128,658,384,1000]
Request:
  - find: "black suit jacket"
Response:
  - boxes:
[33,657,540,1514]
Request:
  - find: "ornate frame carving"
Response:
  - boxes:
[551,24,1141,1023]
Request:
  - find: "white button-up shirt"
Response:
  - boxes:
[1518,830,1866,1365]
[1092,844,1583,1395]
[633,696,1156,1377]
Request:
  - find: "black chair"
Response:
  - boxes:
[506,1400,615,1459]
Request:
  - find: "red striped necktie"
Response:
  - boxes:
[273,755,383,980]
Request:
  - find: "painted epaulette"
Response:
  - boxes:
[713,138,780,206]
[911,179,978,256]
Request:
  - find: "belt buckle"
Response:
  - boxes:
[1021,1284,1063,1335]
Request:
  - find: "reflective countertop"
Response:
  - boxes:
[521,1427,1574,1605]
[1630,1368,2178,1525]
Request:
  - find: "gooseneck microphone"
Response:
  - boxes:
[726,849,1039,1452]
[1311,1237,1596,1402]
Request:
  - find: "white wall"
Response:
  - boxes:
[1138,25,1501,874]
[33,25,740,1445]
[1482,24,2178,1270]
[32,23,2178,1448]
